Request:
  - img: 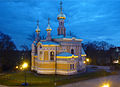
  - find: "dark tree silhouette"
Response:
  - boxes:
[82,41,114,65]
[0,32,17,71]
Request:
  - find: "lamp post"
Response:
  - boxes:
[85,58,90,72]
[116,47,120,61]
[22,62,28,86]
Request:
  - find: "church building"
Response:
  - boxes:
[31,2,86,75]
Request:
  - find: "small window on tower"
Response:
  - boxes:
[61,22,62,25]
[35,46,37,55]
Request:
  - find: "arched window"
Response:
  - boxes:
[50,51,54,61]
[35,46,37,55]
[44,51,48,60]
[71,49,74,54]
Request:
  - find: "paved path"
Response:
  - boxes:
[60,75,120,87]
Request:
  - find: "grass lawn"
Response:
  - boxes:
[0,70,116,87]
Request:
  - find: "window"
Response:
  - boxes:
[44,51,48,60]
[70,64,74,70]
[40,51,42,54]
[60,22,62,25]
[50,51,54,61]
[35,46,37,55]
[71,49,74,54]
[39,51,42,60]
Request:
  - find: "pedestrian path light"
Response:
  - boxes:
[101,83,110,87]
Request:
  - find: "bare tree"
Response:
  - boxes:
[0,32,17,71]
[82,41,114,65]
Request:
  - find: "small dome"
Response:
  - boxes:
[57,12,66,20]
[36,28,40,32]
[46,18,52,31]
[46,24,52,31]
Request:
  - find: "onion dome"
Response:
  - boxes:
[57,1,66,20]
[46,18,52,31]
[36,20,40,33]
[57,11,66,20]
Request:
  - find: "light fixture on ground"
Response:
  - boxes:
[101,83,110,87]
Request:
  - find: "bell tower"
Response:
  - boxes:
[57,1,66,37]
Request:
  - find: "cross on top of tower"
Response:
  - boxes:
[48,18,50,25]
[37,20,39,27]
[46,18,52,31]
[57,1,66,20]
[60,1,63,13]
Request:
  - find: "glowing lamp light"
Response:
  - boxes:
[113,60,119,64]
[101,83,110,87]
[16,66,18,69]
[86,58,90,62]
[20,67,23,70]
[83,61,86,64]
[22,62,28,69]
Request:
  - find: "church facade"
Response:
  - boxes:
[31,2,86,75]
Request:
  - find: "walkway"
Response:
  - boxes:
[60,75,120,87]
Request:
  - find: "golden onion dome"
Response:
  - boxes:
[46,24,52,31]
[36,28,40,32]
[57,12,66,20]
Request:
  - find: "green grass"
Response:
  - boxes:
[0,70,116,87]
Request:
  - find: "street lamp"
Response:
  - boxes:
[22,62,28,86]
[85,58,90,72]
[22,62,28,69]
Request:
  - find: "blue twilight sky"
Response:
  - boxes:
[0,0,120,50]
